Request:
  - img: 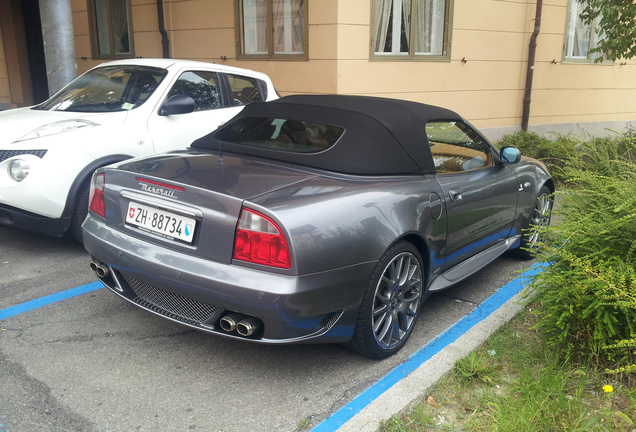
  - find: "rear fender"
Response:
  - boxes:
[61,154,133,220]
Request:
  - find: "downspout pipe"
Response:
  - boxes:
[157,0,170,58]
[521,0,543,131]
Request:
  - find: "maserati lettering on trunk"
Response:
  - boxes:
[140,183,177,199]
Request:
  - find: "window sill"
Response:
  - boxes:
[561,58,615,66]
[236,54,309,62]
[369,55,451,62]
[90,53,136,61]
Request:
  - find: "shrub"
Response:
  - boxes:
[494,131,577,183]
[535,135,578,183]
[530,137,636,374]
[494,131,551,156]
[574,135,636,178]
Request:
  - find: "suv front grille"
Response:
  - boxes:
[0,150,47,163]
[120,272,217,325]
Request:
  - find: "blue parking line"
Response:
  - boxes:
[0,282,103,321]
[1,265,543,431]
[312,265,544,432]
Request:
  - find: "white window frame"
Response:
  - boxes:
[371,0,453,62]
[87,0,134,60]
[236,0,309,60]
[563,0,606,63]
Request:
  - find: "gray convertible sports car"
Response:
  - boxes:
[83,95,553,358]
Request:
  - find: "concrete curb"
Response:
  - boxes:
[336,287,531,432]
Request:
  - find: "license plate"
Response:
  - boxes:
[125,201,196,243]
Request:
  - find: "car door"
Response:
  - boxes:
[147,70,267,154]
[427,121,519,271]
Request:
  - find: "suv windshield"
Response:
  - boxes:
[38,66,167,112]
[215,117,344,153]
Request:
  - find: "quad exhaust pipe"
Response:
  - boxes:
[89,261,109,278]
[236,317,261,337]
[220,313,262,337]
[219,313,245,332]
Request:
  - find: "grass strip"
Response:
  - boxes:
[381,306,636,432]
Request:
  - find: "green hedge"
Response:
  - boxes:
[494,131,578,183]
[526,132,636,375]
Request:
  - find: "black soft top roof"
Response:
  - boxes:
[191,95,465,175]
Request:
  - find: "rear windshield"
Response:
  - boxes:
[215,117,344,153]
[37,66,167,112]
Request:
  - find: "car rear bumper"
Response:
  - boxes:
[82,214,375,344]
[0,203,70,236]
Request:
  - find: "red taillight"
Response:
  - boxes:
[89,173,106,218]
[233,208,291,269]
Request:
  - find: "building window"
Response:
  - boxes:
[236,0,307,59]
[372,0,452,61]
[563,0,603,62]
[88,0,134,59]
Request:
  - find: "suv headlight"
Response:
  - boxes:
[14,119,99,142]
[8,159,30,182]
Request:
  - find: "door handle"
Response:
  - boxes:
[449,188,463,202]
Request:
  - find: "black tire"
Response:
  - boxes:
[347,241,424,359]
[70,179,90,244]
[513,185,553,260]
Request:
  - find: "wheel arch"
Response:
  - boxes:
[391,232,432,288]
[61,154,134,220]
[543,178,556,194]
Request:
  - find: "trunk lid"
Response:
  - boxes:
[102,150,316,264]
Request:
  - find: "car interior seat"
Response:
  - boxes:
[127,74,159,106]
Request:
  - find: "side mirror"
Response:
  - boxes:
[160,94,195,116]
[500,146,521,164]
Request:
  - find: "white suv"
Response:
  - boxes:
[0,59,278,242]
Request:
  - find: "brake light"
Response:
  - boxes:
[135,177,185,191]
[233,208,291,269]
[89,173,106,218]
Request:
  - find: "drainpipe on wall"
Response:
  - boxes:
[157,0,170,58]
[38,0,77,96]
[521,0,543,131]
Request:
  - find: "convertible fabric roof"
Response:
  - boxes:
[191,95,465,175]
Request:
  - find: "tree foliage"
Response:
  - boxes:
[578,0,636,62]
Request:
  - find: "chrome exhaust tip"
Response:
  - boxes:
[90,261,109,278]
[220,313,246,332]
[237,317,262,337]
[96,265,109,278]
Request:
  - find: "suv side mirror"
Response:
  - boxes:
[500,146,521,164]
[160,94,196,116]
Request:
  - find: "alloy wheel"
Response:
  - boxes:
[528,192,552,246]
[372,252,422,350]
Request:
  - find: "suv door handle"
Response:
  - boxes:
[449,188,463,202]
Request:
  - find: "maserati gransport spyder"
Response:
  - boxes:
[83,95,553,358]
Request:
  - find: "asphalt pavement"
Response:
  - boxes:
[0,225,535,432]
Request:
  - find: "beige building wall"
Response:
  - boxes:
[0,20,11,108]
[66,0,636,137]
[71,0,339,95]
[335,0,636,135]
[336,0,531,129]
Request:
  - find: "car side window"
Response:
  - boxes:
[426,121,493,174]
[227,74,264,106]
[166,71,221,112]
